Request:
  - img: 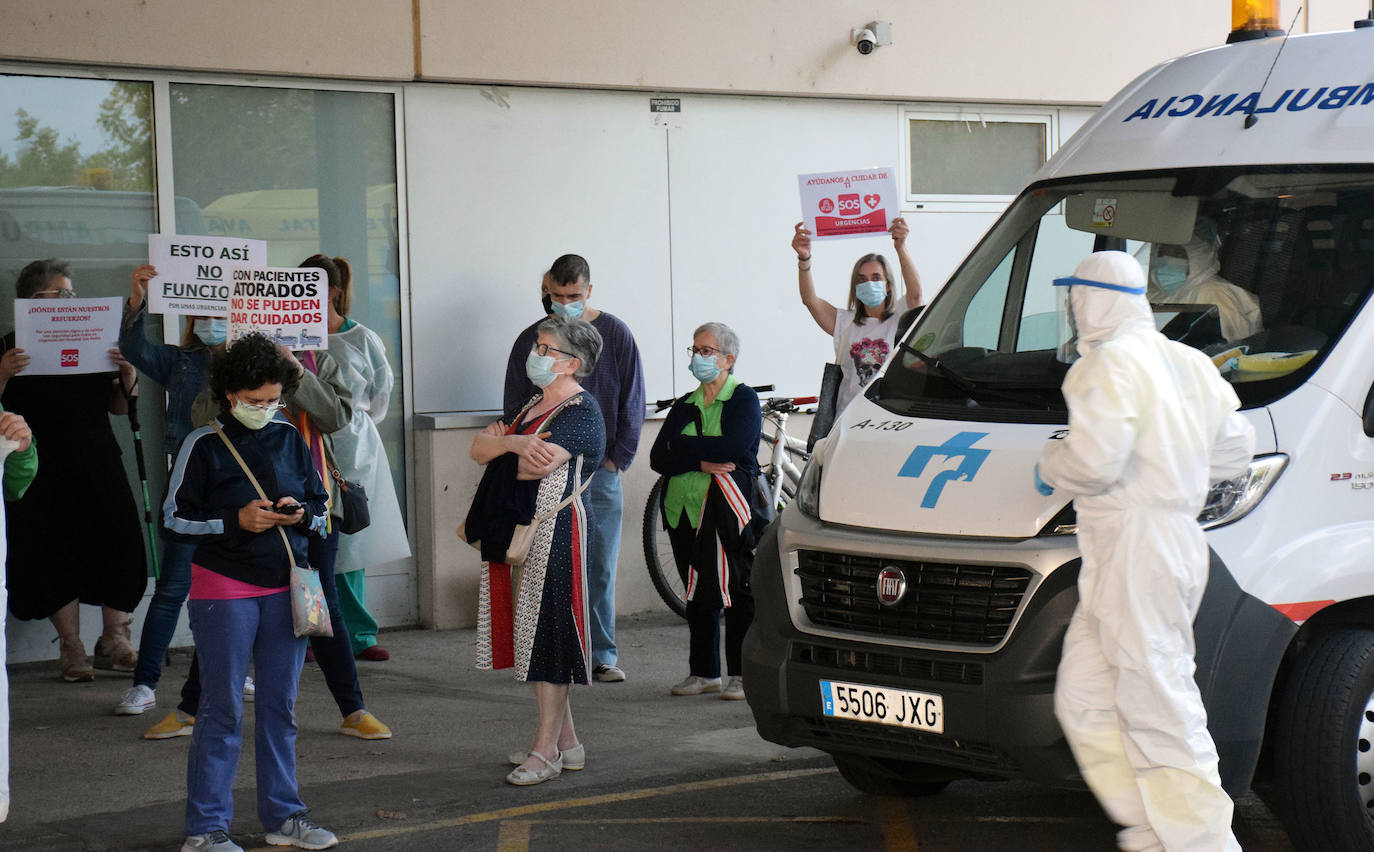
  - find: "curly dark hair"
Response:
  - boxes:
[209,332,300,412]
[16,258,71,298]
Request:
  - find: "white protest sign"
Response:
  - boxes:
[13,297,123,374]
[147,234,268,317]
[227,267,328,351]
[798,166,899,240]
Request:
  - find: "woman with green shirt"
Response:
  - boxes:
[649,322,761,701]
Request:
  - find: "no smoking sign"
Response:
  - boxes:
[1092,197,1117,228]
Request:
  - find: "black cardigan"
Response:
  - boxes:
[649,381,762,502]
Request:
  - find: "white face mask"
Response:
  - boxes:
[230,399,278,430]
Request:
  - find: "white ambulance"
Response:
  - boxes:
[744,9,1374,850]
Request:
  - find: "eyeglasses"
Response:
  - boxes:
[532,343,574,358]
[686,346,721,357]
[236,399,284,412]
[33,288,76,298]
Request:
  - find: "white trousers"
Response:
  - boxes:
[1055,510,1241,852]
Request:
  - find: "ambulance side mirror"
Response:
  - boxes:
[1363,381,1374,437]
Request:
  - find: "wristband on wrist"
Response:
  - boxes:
[797,259,812,271]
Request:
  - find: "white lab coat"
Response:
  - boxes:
[328,323,411,574]
[1039,252,1255,852]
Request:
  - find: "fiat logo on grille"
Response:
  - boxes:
[876,566,907,607]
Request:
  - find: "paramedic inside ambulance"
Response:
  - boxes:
[1034,250,1256,852]
[1147,218,1262,343]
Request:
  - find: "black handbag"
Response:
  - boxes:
[329,466,371,534]
[806,361,843,452]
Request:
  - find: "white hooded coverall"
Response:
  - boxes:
[1148,232,1263,344]
[1038,252,1256,852]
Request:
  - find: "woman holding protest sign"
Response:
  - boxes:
[0,258,146,683]
[316,253,410,662]
[114,262,238,717]
[791,217,925,413]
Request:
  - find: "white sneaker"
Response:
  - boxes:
[114,684,156,716]
[721,676,745,700]
[670,675,722,696]
[242,676,255,702]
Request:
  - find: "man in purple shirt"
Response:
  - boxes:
[504,254,646,682]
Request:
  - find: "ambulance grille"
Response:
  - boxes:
[795,550,1032,645]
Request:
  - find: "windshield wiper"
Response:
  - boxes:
[896,341,1049,409]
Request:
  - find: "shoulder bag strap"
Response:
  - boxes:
[211,421,298,571]
[532,454,594,522]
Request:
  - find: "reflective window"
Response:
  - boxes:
[907,116,1047,198]
[0,74,155,324]
[168,84,405,514]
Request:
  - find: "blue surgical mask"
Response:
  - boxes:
[855,280,887,308]
[193,318,227,346]
[689,353,721,383]
[1153,257,1188,293]
[550,299,585,319]
[525,351,565,388]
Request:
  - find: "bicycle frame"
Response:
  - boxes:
[761,406,809,511]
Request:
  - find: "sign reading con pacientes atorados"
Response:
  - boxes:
[13,297,122,375]
[227,266,327,351]
[798,166,899,239]
[147,234,268,317]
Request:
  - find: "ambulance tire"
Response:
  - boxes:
[832,754,951,798]
[1271,628,1374,852]
[642,476,688,620]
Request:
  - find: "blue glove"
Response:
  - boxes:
[1033,463,1054,496]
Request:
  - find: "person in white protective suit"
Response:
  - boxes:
[1147,223,1262,344]
[316,254,413,661]
[1034,251,1256,852]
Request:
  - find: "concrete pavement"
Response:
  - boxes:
[0,610,818,851]
[0,610,1294,851]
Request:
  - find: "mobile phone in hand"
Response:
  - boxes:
[263,502,304,514]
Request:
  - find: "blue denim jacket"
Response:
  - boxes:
[118,305,213,455]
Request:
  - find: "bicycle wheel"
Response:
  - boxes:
[642,475,688,619]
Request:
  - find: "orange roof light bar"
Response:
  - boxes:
[1228,0,1285,42]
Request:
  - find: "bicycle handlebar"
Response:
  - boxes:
[650,384,777,413]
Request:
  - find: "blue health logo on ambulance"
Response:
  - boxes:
[897,431,990,509]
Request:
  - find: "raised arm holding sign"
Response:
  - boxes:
[147,234,268,317]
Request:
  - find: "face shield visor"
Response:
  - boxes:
[1053,280,1079,364]
[1051,271,1149,363]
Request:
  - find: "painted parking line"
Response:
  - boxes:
[251,766,839,850]
[496,816,868,852]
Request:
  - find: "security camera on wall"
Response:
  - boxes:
[852,20,893,55]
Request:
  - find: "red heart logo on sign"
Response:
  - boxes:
[863,194,881,209]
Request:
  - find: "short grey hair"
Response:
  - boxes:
[693,321,739,370]
[538,315,602,380]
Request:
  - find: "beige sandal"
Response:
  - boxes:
[505,749,563,786]
[509,742,584,770]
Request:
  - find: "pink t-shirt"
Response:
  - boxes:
[189,564,288,600]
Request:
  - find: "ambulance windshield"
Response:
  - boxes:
[872,167,1374,417]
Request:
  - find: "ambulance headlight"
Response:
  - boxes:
[795,438,827,519]
[1197,454,1287,529]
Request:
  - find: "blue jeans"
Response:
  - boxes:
[185,591,306,835]
[584,466,623,667]
[180,528,365,719]
[133,538,196,690]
